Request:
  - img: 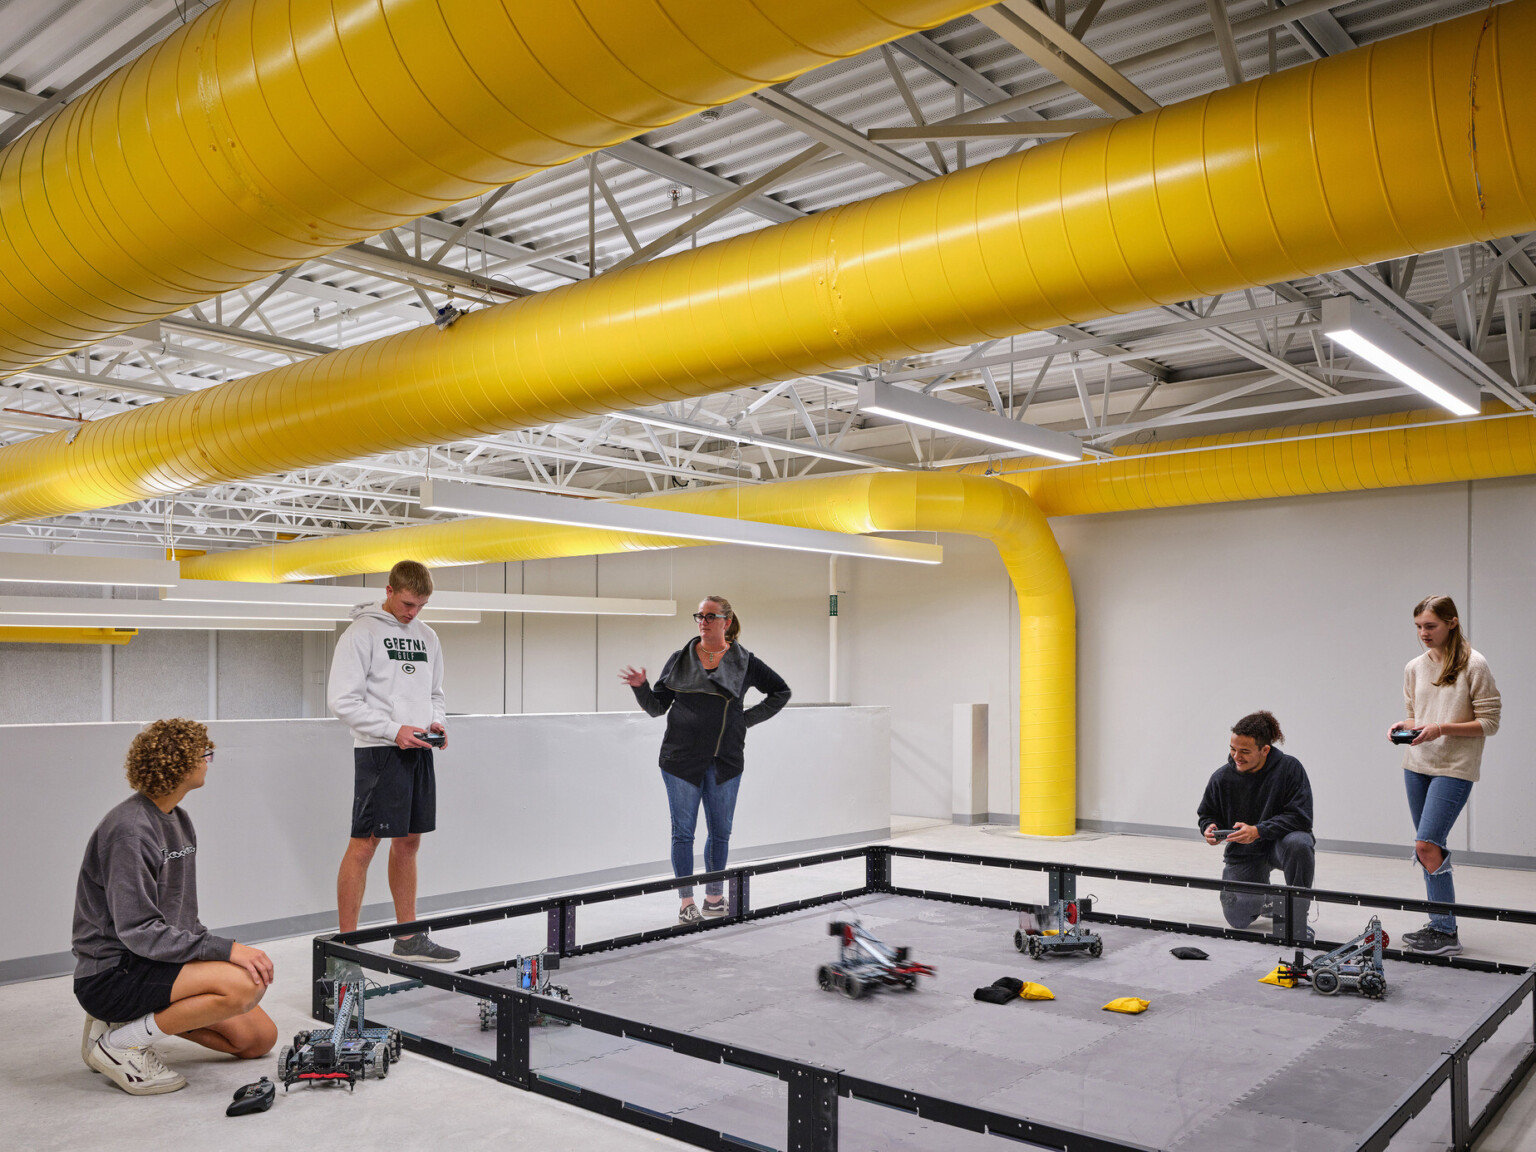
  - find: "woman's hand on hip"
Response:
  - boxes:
[618,666,647,688]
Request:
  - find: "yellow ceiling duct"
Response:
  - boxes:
[182,472,1077,836]
[1,3,1532,524]
[975,403,1536,517]
[0,627,136,646]
[0,0,984,375]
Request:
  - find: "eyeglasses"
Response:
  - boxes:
[202,750,215,761]
[692,612,731,623]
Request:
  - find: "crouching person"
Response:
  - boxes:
[73,719,276,1095]
[1198,710,1317,939]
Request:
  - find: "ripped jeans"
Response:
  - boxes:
[1404,769,1474,933]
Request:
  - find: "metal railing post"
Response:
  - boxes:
[1451,1049,1471,1151]
[786,1064,839,1151]
[498,991,532,1089]
[547,900,576,957]
[730,869,751,921]
[312,936,330,1021]
[865,845,890,892]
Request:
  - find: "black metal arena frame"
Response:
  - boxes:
[315,846,1536,1152]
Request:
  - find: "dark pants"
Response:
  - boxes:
[1220,831,1315,930]
[661,762,741,898]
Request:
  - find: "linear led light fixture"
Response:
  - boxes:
[166,579,675,617]
[856,380,1083,461]
[0,553,180,588]
[622,410,910,471]
[0,595,478,627]
[419,479,942,565]
[1321,296,1480,417]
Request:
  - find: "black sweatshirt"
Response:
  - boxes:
[631,638,790,785]
[1195,747,1314,860]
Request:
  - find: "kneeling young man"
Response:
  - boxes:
[73,719,276,1095]
[1197,710,1317,937]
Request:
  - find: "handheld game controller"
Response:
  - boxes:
[1389,728,1422,745]
[226,1076,275,1116]
[414,730,447,748]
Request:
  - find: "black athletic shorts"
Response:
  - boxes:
[351,746,436,839]
[74,953,183,1023]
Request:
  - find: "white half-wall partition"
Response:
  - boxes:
[1,706,889,983]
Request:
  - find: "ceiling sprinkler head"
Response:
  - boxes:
[699,108,722,123]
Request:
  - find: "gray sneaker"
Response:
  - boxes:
[1402,925,1461,956]
[701,897,728,919]
[677,902,703,925]
[392,933,461,963]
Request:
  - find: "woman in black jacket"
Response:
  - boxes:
[619,595,791,924]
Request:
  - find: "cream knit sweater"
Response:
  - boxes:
[1401,649,1501,782]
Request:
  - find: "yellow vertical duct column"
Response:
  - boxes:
[0,2,1533,523]
[182,473,1078,835]
[0,0,986,374]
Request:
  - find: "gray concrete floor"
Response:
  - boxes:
[5,821,1534,1151]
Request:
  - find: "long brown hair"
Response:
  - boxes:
[703,595,741,642]
[1414,594,1470,686]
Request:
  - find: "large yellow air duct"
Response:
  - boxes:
[182,472,1078,836]
[976,404,1536,517]
[1,2,1533,524]
[0,0,984,375]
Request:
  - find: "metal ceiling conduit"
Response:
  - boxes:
[0,0,984,375]
[182,472,1077,837]
[978,403,1536,516]
[1,3,1533,524]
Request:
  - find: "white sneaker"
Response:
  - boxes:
[86,1035,187,1095]
[81,1015,110,1071]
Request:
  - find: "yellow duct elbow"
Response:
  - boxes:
[183,472,1077,835]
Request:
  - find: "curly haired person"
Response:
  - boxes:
[73,719,276,1096]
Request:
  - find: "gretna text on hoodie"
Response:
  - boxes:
[328,603,446,748]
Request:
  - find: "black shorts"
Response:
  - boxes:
[351,746,435,839]
[74,954,183,1023]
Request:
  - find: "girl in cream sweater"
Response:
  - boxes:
[1390,595,1501,956]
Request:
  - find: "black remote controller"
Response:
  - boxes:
[1389,728,1421,745]
[414,730,447,748]
[227,1076,275,1117]
[1210,828,1236,842]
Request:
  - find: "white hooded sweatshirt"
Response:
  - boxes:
[328,604,446,748]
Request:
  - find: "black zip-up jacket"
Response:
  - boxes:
[1195,747,1314,861]
[631,639,791,785]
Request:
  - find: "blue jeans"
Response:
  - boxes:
[662,763,741,898]
[1404,770,1474,933]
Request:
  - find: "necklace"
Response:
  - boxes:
[698,643,728,661]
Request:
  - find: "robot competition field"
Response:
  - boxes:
[357,891,1530,1151]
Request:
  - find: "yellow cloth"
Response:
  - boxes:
[1260,966,1297,988]
[1102,997,1150,1014]
[1019,982,1054,1001]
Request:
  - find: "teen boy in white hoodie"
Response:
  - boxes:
[328,560,458,962]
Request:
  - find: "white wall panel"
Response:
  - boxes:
[2,708,890,977]
[1053,484,1472,851]
[1465,477,1536,859]
[112,628,209,721]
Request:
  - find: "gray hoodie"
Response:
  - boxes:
[328,603,446,748]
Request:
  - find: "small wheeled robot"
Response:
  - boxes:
[1277,916,1388,999]
[1015,898,1103,959]
[817,920,934,999]
[478,951,573,1030]
[278,968,402,1090]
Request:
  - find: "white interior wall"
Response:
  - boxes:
[1054,478,1532,863]
[4,475,1533,862]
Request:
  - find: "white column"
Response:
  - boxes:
[828,555,839,703]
